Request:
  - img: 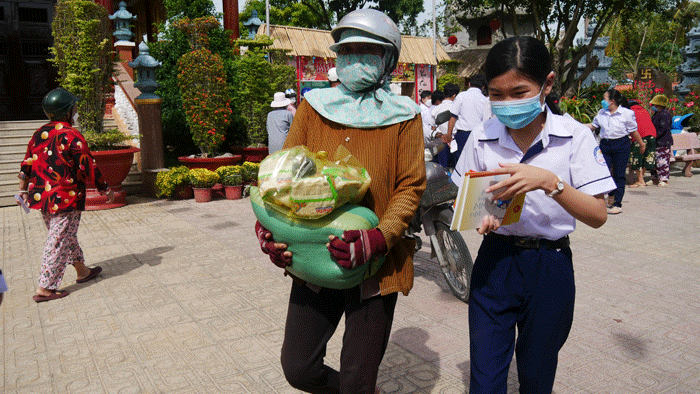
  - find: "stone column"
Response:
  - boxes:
[115,42,136,79]
[135,98,165,197]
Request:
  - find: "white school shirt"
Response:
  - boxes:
[449,87,492,132]
[591,106,637,139]
[451,107,616,240]
[421,105,436,143]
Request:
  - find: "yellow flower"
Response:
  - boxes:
[69,190,76,196]
[52,204,58,211]
[33,193,41,201]
[45,184,51,191]
[41,131,49,139]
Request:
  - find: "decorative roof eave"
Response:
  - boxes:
[258,24,450,65]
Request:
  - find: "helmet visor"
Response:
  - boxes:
[330,29,394,53]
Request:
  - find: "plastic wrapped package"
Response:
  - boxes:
[258,146,370,218]
[250,187,384,289]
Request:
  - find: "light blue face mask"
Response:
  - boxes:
[601,99,610,111]
[490,86,545,129]
[336,53,385,92]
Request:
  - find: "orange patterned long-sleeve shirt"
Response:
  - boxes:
[19,121,108,213]
[284,100,426,296]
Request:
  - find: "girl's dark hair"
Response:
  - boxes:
[431,90,445,103]
[606,89,625,106]
[484,36,552,85]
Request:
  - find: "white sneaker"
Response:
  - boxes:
[607,206,622,214]
[658,181,668,187]
[645,180,656,186]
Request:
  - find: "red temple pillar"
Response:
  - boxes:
[223,0,240,40]
[94,0,114,14]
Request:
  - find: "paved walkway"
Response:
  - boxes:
[2,168,700,394]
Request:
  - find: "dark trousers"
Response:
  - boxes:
[280,281,398,394]
[434,129,471,169]
[469,235,575,394]
[600,137,631,208]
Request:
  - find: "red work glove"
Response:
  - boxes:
[255,221,292,268]
[327,229,387,270]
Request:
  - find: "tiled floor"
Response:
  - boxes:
[2,168,699,393]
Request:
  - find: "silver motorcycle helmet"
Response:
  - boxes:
[330,9,401,87]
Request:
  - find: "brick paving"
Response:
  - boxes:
[2,167,699,393]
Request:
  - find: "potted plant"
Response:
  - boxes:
[241,161,260,186]
[221,173,243,200]
[189,168,220,202]
[50,0,140,210]
[229,37,297,162]
[155,166,193,200]
[175,16,241,170]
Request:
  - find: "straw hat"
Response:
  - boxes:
[649,95,669,107]
[270,92,292,108]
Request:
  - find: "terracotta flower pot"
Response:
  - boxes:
[178,155,242,171]
[229,146,268,163]
[86,146,140,210]
[224,185,243,200]
[172,184,194,200]
[193,187,213,203]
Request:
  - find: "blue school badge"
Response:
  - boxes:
[594,146,606,166]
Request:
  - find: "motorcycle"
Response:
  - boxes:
[406,140,473,302]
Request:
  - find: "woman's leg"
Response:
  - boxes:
[657,146,671,182]
[37,211,79,294]
[609,138,631,208]
[469,236,520,394]
[515,247,575,394]
[281,282,345,393]
[339,290,398,394]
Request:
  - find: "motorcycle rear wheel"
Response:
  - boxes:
[433,222,473,303]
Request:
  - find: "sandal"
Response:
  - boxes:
[33,290,69,303]
[76,266,102,283]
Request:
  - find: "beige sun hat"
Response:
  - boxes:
[649,94,669,107]
[270,92,292,108]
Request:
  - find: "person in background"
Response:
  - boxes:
[328,67,341,88]
[267,92,294,155]
[586,89,645,214]
[445,74,491,165]
[431,84,459,168]
[420,90,435,143]
[452,36,614,394]
[624,99,656,187]
[255,9,425,393]
[18,87,112,303]
[419,90,432,112]
[0,269,6,306]
[285,88,297,116]
[648,94,673,187]
[422,89,443,144]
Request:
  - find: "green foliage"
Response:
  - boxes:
[241,161,260,182]
[188,168,220,188]
[178,47,232,156]
[437,73,464,91]
[150,0,233,161]
[559,97,596,124]
[82,129,137,151]
[240,0,330,30]
[50,0,113,136]
[670,88,700,132]
[163,0,215,20]
[229,42,297,146]
[155,166,191,198]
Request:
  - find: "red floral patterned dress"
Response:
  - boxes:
[19,121,108,213]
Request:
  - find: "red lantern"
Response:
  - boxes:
[489,19,501,31]
[447,35,458,45]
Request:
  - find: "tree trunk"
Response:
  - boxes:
[633,25,648,79]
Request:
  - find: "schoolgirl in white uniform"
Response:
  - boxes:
[451,36,616,394]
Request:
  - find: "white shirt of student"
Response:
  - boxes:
[421,105,436,143]
[451,107,616,240]
[449,87,492,132]
[591,106,637,139]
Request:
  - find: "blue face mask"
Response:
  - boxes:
[336,53,385,92]
[490,86,545,129]
[601,100,610,110]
